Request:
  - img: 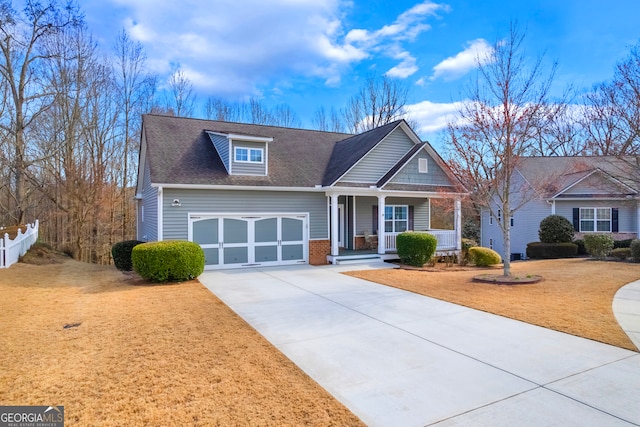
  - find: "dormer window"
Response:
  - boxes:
[235,147,264,163]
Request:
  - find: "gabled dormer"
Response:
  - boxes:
[207,131,272,176]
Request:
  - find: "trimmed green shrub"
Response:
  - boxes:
[538,215,574,243]
[112,240,145,271]
[630,239,640,262]
[468,247,501,267]
[396,232,438,267]
[526,242,578,259]
[460,238,477,266]
[132,240,205,282]
[613,239,633,249]
[574,239,587,255]
[611,248,631,260]
[583,234,614,259]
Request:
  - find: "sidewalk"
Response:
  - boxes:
[200,265,640,426]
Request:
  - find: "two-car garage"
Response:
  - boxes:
[189,213,308,269]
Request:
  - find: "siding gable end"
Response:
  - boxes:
[388,150,455,187]
[558,170,636,197]
[206,132,231,173]
[339,127,415,184]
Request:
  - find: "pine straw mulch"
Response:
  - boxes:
[0,253,364,426]
[346,258,640,352]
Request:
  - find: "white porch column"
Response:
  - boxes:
[455,198,462,251]
[551,200,556,215]
[377,195,386,254]
[330,194,339,256]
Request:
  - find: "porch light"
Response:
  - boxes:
[172,199,181,207]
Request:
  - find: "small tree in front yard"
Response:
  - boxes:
[446,24,561,277]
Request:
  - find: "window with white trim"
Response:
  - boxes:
[384,205,408,233]
[580,207,611,232]
[234,147,263,163]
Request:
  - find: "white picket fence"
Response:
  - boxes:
[0,220,39,269]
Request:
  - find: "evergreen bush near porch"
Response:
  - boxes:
[396,232,437,267]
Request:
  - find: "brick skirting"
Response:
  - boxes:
[309,239,330,265]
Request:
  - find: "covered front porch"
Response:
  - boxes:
[325,190,462,265]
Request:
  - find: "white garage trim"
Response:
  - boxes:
[188,212,309,270]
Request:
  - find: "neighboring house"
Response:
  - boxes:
[480,156,640,260]
[135,114,466,269]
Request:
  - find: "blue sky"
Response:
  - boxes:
[82,0,640,140]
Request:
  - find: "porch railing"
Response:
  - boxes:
[385,229,457,252]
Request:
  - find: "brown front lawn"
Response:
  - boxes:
[346,258,640,352]
[0,257,364,426]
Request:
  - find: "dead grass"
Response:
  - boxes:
[346,258,640,352]
[0,257,364,426]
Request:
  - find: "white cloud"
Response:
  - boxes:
[430,38,493,81]
[102,0,449,97]
[385,52,418,78]
[405,99,466,135]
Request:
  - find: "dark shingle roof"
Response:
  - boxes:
[321,120,403,186]
[142,114,351,187]
[516,156,640,196]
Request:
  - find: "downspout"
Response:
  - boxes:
[158,186,163,241]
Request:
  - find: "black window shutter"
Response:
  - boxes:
[572,208,579,231]
[612,208,619,232]
[408,206,414,230]
[372,205,378,234]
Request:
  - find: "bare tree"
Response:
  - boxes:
[446,24,558,277]
[312,106,345,133]
[165,65,195,116]
[271,103,301,128]
[343,74,411,133]
[579,45,640,156]
[204,97,243,122]
[113,28,155,239]
[0,0,81,224]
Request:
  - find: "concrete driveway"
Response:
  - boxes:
[199,263,640,426]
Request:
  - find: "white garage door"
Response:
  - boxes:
[189,214,308,269]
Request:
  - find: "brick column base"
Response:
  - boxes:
[309,239,330,265]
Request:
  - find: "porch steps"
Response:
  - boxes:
[328,253,400,265]
[335,255,382,265]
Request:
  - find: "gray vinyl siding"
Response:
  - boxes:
[480,198,551,259]
[389,153,454,186]
[563,173,622,195]
[231,140,267,176]
[354,196,430,235]
[555,200,637,233]
[139,160,158,241]
[162,189,327,240]
[340,128,414,183]
[207,132,230,172]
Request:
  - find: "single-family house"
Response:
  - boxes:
[135,114,466,269]
[480,156,640,260]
